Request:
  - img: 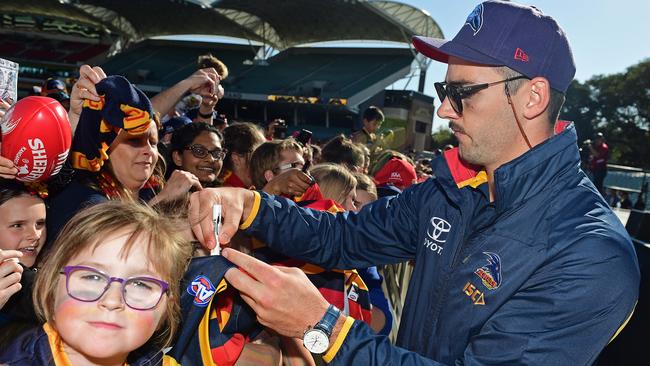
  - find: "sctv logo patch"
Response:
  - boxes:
[423,216,451,255]
[187,275,216,307]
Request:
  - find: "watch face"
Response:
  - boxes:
[303,328,330,354]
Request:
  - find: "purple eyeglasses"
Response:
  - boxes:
[59,265,169,311]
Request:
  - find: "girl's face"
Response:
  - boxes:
[341,189,358,212]
[0,195,46,268]
[53,229,168,364]
[175,131,223,184]
[354,189,375,211]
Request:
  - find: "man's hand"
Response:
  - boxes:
[151,68,221,117]
[262,169,313,197]
[184,68,221,98]
[222,248,330,338]
[188,187,257,250]
[0,249,24,311]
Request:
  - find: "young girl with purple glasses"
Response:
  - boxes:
[0,200,193,365]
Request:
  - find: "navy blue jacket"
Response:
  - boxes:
[0,325,164,365]
[243,127,639,365]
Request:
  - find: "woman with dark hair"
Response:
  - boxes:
[169,122,224,188]
[321,135,365,172]
[220,122,265,188]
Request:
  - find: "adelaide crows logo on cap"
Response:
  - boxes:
[465,3,484,35]
[187,275,216,307]
[474,252,502,290]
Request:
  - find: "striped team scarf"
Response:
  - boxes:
[254,183,373,324]
[69,75,157,172]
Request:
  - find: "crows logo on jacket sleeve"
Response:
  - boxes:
[167,256,261,366]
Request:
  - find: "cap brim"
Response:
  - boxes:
[412,36,504,66]
[47,92,70,102]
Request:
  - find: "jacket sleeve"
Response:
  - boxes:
[242,181,430,270]
[321,317,448,366]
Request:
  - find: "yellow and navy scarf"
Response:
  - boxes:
[70,75,157,172]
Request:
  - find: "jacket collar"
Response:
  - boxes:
[492,124,580,212]
[432,124,580,212]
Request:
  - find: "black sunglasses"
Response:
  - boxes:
[434,76,528,115]
[184,144,227,160]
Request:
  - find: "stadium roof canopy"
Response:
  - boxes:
[2,0,443,51]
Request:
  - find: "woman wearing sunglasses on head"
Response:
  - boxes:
[169,122,225,189]
[47,66,199,244]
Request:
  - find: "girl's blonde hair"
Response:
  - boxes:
[33,201,193,348]
[352,172,378,201]
[310,163,357,205]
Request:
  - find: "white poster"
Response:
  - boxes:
[0,58,19,103]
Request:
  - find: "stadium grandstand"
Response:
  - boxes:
[0,0,443,148]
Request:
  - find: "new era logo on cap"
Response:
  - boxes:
[514,48,529,62]
[412,0,576,93]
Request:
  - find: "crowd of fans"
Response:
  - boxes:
[1,0,643,363]
[0,53,432,364]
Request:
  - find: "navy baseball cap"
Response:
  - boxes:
[413,1,575,93]
[161,115,192,136]
[41,78,70,101]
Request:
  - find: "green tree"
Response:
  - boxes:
[563,58,650,169]
[431,126,455,150]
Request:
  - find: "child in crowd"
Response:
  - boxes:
[0,181,46,269]
[352,172,378,211]
[310,163,358,211]
[221,122,266,188]
[0,181,47,347]
[0,201,193,365]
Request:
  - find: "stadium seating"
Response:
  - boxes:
[101,40,413,101]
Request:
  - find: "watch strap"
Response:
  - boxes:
[315,304,340,337]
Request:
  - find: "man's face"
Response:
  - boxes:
[437,57,522,169]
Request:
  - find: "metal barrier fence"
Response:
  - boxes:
[379,261,414,343]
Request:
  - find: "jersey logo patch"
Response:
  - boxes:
[474,252,502,290]
[187,275,216,307]
[463,281,485,305]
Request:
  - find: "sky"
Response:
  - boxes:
[388,0,650,130]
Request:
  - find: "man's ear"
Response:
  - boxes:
[523,77,551,120]
[171,150,183,166]
[263,170,275,184]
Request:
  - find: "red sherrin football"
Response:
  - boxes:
[1,96,72,182]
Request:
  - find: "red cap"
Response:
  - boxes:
[374,158,417,190]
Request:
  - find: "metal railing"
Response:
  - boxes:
[379,261,414,343]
